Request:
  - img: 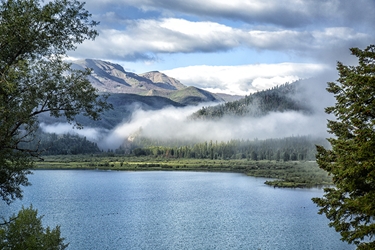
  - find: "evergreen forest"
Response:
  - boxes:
[191,81,311,119]
[24,130,101,155]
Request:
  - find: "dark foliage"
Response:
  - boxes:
[0,0,109,203]
[312,45,375,249]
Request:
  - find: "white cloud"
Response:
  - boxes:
[39,123,107,142]
[71,17,371,65]
[72,18,246,60]
[162,63,326,95]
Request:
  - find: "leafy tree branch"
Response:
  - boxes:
[0,0,111,203]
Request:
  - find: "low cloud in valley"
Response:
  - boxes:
[40,87,334,150]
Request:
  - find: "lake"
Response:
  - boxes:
[1,170,354,250]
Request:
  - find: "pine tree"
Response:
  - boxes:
[312,45,375,249]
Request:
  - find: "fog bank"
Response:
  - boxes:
[40,104,332,150]
[39,75,336,149]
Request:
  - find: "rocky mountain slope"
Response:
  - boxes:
[71,59,237,105]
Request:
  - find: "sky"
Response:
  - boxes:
[68,0,375,96]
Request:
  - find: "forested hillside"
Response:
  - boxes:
[191,81,311,119]
[24,131,101,155]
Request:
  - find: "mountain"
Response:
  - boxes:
[71,59,235,105]
[190,81,312,120]
[40,60,312,130]
[41,59,235,129]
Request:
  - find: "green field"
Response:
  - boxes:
[35,155,332,188]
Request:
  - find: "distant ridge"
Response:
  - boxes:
[38,93,185,129]
[191,81,312,120]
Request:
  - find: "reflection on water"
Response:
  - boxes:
[1,170,354,250]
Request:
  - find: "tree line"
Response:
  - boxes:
[118,135,329,161]
[33,132,101,155]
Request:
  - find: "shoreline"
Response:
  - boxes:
[34,156,332,188]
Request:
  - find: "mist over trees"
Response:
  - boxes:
[117,136,328,161]
[191,81,312,120]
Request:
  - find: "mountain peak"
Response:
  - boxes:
[70,58,238,104]
[140,71,186,91]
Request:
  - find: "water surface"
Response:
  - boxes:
[1,170,354,249]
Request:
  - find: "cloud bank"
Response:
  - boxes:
[162,63,326,95]
[110,107,330,146]
[40,99,333,150]
[39,73,336,150]
[72,18,371,64]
